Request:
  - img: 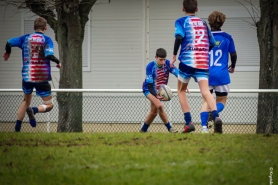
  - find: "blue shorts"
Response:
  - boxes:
[22,80,51,97]
[178,63,208,83]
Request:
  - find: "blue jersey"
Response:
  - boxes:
[142,60,178,92]
[8,32,55,82]
[174,16,215,69]
[208,31,236,86]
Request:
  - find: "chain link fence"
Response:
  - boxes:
[0,89,277,134]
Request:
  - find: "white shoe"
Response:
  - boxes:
[169,128,178,133]
[201,128,209,133]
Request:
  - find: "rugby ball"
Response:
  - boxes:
[159,85,173,101]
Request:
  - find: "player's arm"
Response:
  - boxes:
[167,60,179,77]
[228,36,237,73]
[45,55,60,64]
[3,35,26,61]
[44,37,61,68]
[171,20,184,67]
[147,83,157,97]
[146,64,159,98]
[173,35,183,56]
[3,42,11,61]
[228,52,237,73]
[207,26,216,50]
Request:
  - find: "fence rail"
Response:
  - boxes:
[1,89,277,133]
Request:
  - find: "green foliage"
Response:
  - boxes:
[0,133,277,185]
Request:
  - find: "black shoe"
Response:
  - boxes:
[206,111,213,129]
[26,107,36,127]
[214,117,223,134]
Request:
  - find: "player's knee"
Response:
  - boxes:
[201,90,211,98]
[23,98,31,105]
[157,104,164,112]
[150,111,158,117]
[42,99,54,112]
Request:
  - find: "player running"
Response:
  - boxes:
[200,10,237,133]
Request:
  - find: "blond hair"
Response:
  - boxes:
[34,17,47,31]
[208,11,226,31]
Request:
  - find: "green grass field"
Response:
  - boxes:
[0,132,277,185]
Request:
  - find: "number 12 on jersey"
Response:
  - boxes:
[209,49,222,66]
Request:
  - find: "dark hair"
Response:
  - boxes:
[34,17,47,31]
[156,48,167,58]
[208,11,226,31]
[183,0,197,13]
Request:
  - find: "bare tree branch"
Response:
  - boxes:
[236,0,258,26]
[25,0,58,33]
[79,0,97,29]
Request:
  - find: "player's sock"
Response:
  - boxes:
[15,120,22,132]
[141,122,150,132]
[32,107,39,115]
[216,102,225,113]
[200,112,209,127]
[211,110,220,121]
[164,122,172,131]
[184,112,192,125]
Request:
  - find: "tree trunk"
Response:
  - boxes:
[56,6,84,132]
[256,0,278,134]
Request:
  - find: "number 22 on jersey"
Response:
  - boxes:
[209,49,222,66]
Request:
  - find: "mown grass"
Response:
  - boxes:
[0,132,277,185]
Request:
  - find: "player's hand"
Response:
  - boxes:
[56,63,61,69]
[3,53,10,61]
[228,65,235,73]
[157,95,167,101]
[170,55,176,68]
[186,88,190,94]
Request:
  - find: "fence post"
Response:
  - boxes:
[47,112,50,133]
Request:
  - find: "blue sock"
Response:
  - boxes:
[15,120,22,132]
[200,112,209,127]
[184,112,192,125]
[141,122,150,132]
[164,122,172,131]
[216,103,225,113]
[32,107,38,115]
[211,110,219,121]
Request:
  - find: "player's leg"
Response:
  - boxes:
[15,94,32,132]
[26,82,53,127]
[141,92,177,133]
[200,97,210,133]
[177,81,195,133]
[177,64,195,133]
[214,85,229,114]
[15,80,34,132]
[141,96,158,132]
[198,79,222,133]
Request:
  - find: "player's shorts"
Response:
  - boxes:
[209,85,229,96]
[22,80,51,97]
[178,63,208,83]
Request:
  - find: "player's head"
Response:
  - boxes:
[34,17,47,32]
[208,11,226,31]
[183,0,198,14]
[155,48,167,66]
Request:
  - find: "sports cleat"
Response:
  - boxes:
[201,128,209,134]
[169,128,178,133]
[26,107,36,127]
[181,123,195,133]
[206,111,213,129]
[214,117,223,134]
